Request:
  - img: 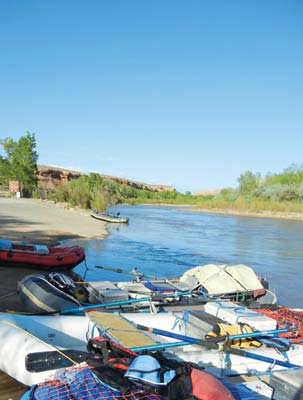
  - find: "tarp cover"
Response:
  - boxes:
[180,264,263,295]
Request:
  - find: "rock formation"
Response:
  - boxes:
[37,165,175,192]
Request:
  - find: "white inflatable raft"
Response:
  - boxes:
[0,304,300,387]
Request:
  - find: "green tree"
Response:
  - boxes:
[0,155,10,185]
[0,132,38,196]
[238,171,260,195]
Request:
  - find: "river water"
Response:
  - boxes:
[70,205,303,308]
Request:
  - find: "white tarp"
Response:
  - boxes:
[179,264,264,295]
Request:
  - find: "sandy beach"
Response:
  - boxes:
[0,197,108,398]
[0,197,108,244]
[0,196,108,312]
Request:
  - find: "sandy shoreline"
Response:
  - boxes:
[0,197,109,398]
[0,197,108,245]
[0,196,109,312]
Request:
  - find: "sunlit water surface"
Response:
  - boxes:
[65,205,303,308]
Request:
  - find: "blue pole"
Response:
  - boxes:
[136,324,290,343]
[60,290,193,314]
[133,325,299,369]
[131,341,191,352]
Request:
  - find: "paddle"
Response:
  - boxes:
[133,324,299,369]
[25,349,89,372]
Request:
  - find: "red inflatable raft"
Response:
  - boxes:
[0,239,85,270]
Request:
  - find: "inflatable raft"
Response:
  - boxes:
[0,239,85,270]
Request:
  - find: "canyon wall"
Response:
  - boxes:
[37,165,175,192]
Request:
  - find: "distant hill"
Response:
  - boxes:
[37,165,176,193]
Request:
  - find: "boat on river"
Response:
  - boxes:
[0,239,85,270]
[90,209,129,223]
[0,306,302,387]
[17,264,277,314]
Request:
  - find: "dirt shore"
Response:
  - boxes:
[0,197,108,398]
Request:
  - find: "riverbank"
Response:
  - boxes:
[0,196,108,311]
[192,206,303,222]
[133,199,303,222]
[0,197,108,245]
[0,197,108,399]
[138,202,303,222]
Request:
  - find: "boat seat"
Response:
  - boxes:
[33,245,49,254]
[88,311,156,349]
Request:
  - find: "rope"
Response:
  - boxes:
[0,319,79,366]
[0,289,18,301]
[82,258,93,280]
[172,311,189,335]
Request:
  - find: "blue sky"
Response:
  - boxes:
[0,1,302,192]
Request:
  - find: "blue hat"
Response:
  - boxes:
[124,355,176,386]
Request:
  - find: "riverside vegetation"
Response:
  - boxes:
[1,133,303,215]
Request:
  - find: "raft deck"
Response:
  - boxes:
[89,311,156,348]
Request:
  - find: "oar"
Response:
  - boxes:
[60,290,194,315]
[95,265,169,281]
[133,324,298,369]
[136,324,291,344]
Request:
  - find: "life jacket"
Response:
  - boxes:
[206,322,263,348]
[206,322,290,351]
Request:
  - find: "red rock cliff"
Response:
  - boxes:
[37,165,175,192]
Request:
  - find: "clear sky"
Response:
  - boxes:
[0,1,302,192]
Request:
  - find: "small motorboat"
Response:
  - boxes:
[18,273,84,314]
[0,239,85,270]
[90,209,129,223]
